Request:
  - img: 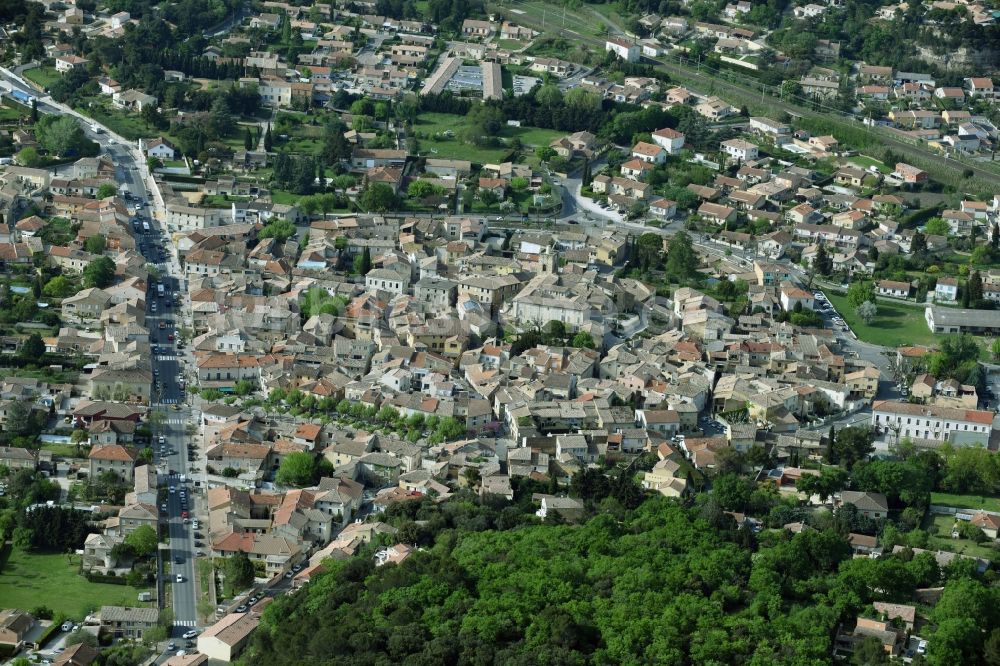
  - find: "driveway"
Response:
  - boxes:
[558,176,623,223]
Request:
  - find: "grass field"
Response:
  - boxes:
[924,514,997,559]
[497,39,527,51]
[0,549,152,619]
[0,104,27,121]
[39,442,86,459]
[414,112,563,164]
[826,292,938,347]
[930,492,1000,512]
[23,66,61,91]
[848,155,890,174]
[270,190,303,205]
[75,100,154,141]
[196,559,214,622]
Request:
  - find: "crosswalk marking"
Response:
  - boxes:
[173,620,197,627]
[166,418,186,425]
[155,355,177,362]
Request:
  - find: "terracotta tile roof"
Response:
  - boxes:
[89,444,137,462]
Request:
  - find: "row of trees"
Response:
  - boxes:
[12,506,94,552]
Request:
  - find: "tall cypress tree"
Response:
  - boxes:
[244,127,253,150]
[263,124,273,151]
[968,270,984,306]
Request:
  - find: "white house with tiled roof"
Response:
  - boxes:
[630,141,667,164]
[144,138,177,160]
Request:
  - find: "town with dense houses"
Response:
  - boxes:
[0,0,997,664]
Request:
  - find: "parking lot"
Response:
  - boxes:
[813,289,851,335]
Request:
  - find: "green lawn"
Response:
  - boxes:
[0,549,153,619]
[23,66,61,91]
[74,100,155,141]
[924,514,997,559]
[270,190,303,205]
[826,292,938,347]
[848,155,890,174]
[39,442,86,459]
[414,112,563,164]
[202,194,250,207]
[0,103,27,121]
[930,492,1000,513]
[497,39,527,51]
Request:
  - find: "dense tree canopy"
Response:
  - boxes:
[242,495,990,666]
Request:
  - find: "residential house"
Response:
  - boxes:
[0,446,38,471]
[144,138,177,160]
[533,494,586,521]
[720,139,758,162]
[88,444,138,483]
[99,606,158,639]
[838,490,889,519]
[877,280,911,298]
[697,202,736,225]
[935,277,958,302]
[631,141,667,164]
[605,38,639,62]
[895,163,928,184]
[55,55,89,73]
[0,610,34,650]
[651,127,685,154]
[197,613,260,663]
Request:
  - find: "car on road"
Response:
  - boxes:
[158,436,165,444]
[168,642,176,651]
[181,510,188,518]
[169,486,175,494]
[182,630,199,639]
[292,563,302,572]
[175,574,183,583]
[175,556,183,564]
[236,605,248,613]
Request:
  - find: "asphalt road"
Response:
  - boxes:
[119,146,201,638]
[0,66,208,648]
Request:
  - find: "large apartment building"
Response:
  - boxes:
[871,400,994,446]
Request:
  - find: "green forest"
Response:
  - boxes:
[241,496,1000,665]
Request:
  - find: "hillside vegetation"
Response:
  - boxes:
[242,497,999,665]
